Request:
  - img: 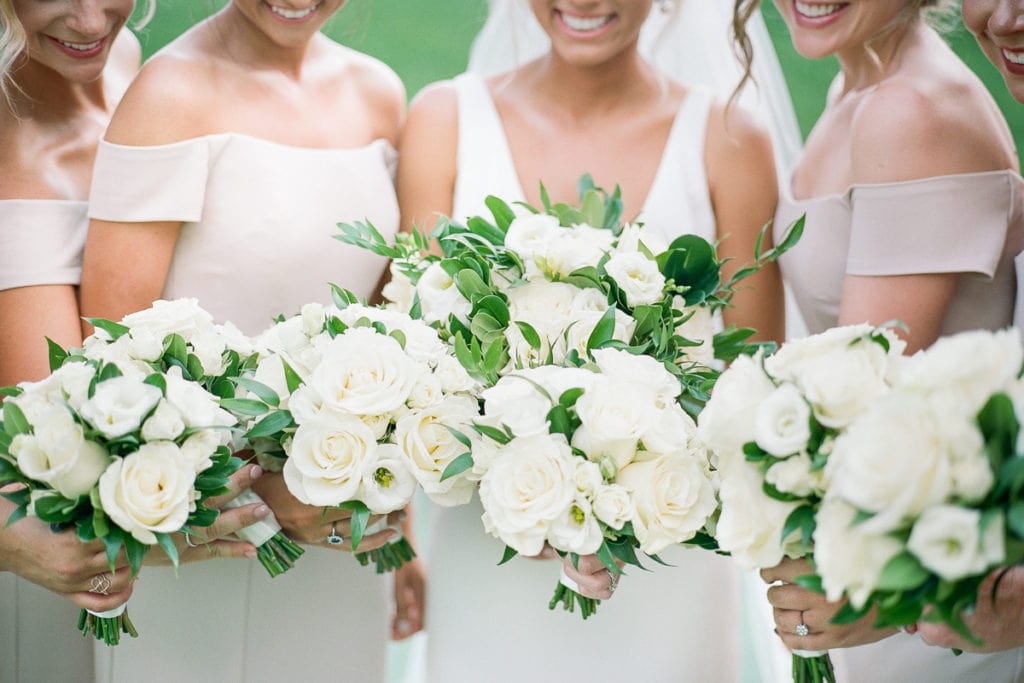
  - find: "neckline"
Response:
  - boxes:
[101,131,395,155]
[0,198,87,207]
[472,73,702,217]
[784,168,1022,205]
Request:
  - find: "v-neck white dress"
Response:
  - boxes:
[87,132,399,683]
[424,73,755,683]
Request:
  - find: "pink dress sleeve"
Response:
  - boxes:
[88,137,210,222]
[846,173,1014,278]
[0,201,87,291]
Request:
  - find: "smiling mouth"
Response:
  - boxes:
[557,11,614,33]
[1004,48,1024,65]
[267,2,320,20]
[56,38,102,51]
[794,2,848,19]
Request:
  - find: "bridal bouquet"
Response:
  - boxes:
[76,299,304,577]
[471,349,718,619]
[808,329,1024,649]
[236,290,480,572]
[0,356,241,645]
[698,324,906,683]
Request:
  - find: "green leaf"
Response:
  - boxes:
[83,317,130,341]
[595,540,622,574]
[102,530,124,572]
[768,214,805,260]
[440,452,473,481]
[143,373,167,395]
[484,195,516,232]
[876,552,930,591]
[793,573,825,594]
[474,295,511,328]
[340,500,371,551]
[546,405,573,439]
[498,545,518,565]
[219,398,270,417]
[1008,502,1024,539]
[46,337,68,372]
[472,423,513,445]
[515,321,543,351]
[125,536,147,577]
[280,358,304,395]
[456,268,491,301]
[579,189,606,228]
[155,532,180,569]
[831,600,871,625]
[2,401,31,437]
[978,393,1019,474]
[781,505,816,551]
[232,377,281,407]
[607,538,642,569]
[586,307,617,351]
[244,410,294,439]
[443,425,473,449]
[558,388,585,409]
[162,333,188,365]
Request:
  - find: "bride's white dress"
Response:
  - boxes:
[87,133,398,682]
[424,72,745,683]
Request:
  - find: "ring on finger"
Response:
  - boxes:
[606,569,619,594]
[795,611,810,637]
[185,533,200,548]
[89,574,112,596]
[326,523,344,546]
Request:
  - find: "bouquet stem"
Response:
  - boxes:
[78,603,138,646]
[354,536,416,574]
[548,581,599,619]
[792,651,835,683]
[227,490,305,577]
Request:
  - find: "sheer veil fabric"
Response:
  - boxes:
[467,0,802,171]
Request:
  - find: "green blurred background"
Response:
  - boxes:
[135,0,1021,149]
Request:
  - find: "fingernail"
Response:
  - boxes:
[255,504,270,518]
[250,465,263,480]
[245,548,258,559]
[398,511,408,522]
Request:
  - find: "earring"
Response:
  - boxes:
[657,0,675,13]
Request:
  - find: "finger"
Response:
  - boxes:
[777,631,832,653]
[188,538,259,561]
[346,528,399,553]
[392,586,424,640]
[69,582,136,613]
[575,568,615,600]
[574,554,608,575]
[766,582,826,611]
[773,606,815,636]
[202,501,270,542]
[204,464,263,509]
[76,565,135,596]
[761,557,805,584]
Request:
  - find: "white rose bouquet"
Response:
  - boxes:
[698,324,906,683]
[809,329,1024,651]
[470,349,717,619]
[234,290,481,572]
[0,357,241,645]
[76,299,304,578]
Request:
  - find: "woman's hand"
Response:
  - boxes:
[762,557,897,651]
[0,498,135,613]
[143,463,270,566]
[251,471,398,552]
[913,567,1024,653]
[391,557,426,640]
[561,553,620,600]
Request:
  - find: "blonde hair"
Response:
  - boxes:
[731,0,957,98]
[0,0,27,105]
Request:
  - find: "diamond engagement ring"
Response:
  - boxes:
[326,523,344,546]
[89,574,112,595]
[795,617,810,637]
[606,569,619,594]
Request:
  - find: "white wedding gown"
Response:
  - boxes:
[424,72,753,683]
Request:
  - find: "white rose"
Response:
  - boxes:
[604,251,666,308]
[575,377,659,448]
[408,372,444,410]
[793,340,894,429]
[907,506,1005,582]
[547,497,603,555]
[163,371,235,433]
[121,298,213,342]
[813,498,903,608]
[674,302,716,367]
[282,412,377,506]
[125,328,164,362]
[754,383,811,457]
[829,394,969,533]
[141,400,186,442]
[593,483,633,530]
[592,347,680,408]
[215,320,253,357]
[505,213,559,266]
[481,375,553,438]
[571,287,611,313]
[765,453,824,498]
[11,363,93,423]
[395,396,479,507]
[308,328,418,416]
[359,413,393,441]
[358,444,417,514]
[766,324,903,381]
[640,404,698,457]
[615,223,667,256]
[715,457,801,570]
[12,408,109,498]
[570,426,637,475]
[618,453,717,555]
[479,434,577,556]
[98,441,195,545]
[561,309,636,362]
[381,263,417,313]
[532,224,613,280]
[697,351,775,456]
[416,262,471,325]
[80,376,163,438]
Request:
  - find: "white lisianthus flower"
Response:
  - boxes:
[164,370,235,432]
[673,302,716,367]
[216,320,253,357]
[604,251,666,308]
[640,404,697,457]
[141,400,186,442]
[907,506,1005,582]
[121,298,213,341]
[408,372,444,411]
[435,354,479,394]
[98,441,195,545]
[308,328,419,416]
[395,395,479,507]
[332,305,448,366]
[80,377,162,439]
[951,453,995,503]
[179,429,222,474]
[615,223,667,256]
[715,457,801,570]
[754,383,811,457]
[829,394,969,533]
[533,224,614,280]
[507,280,579,330]
[358,444,417,514]
[505,213,559,266]
[813,498,903,608]
[570,426,637,474]
[283,412,377,506]
[188,327,228,377]
[766,324,903,381]
[561,309,636,362]
[12,408,109,498]
[697,351,775,456]
[125,328,164,362]
[572,458,604,495]
[381,263,417,313]
[571,287,611,313]
[618,453,716,555]
[479,434,577,556]
[592,348,680,408]
[359,413,392,441]
[416,262,472,325]
[793,340,894,429]
[11,362,95,423]
[593,483,633,530]
[765,453,824,498]
[481,375,553,438]
[547,497,603,555]
[300,302,326,337]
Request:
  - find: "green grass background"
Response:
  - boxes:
[135,0,1021,150]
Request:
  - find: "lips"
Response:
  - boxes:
[792,1,849,27]
[555,10,615,37]
[1001,47,1024,75]
[266,1,320,22]
[46,35,106,59]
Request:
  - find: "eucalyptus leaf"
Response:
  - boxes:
[440,452,474,481]
[245,410,294,439]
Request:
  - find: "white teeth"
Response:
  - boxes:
[58,38,101,51]
[794,2,845,18]
[1004,49,1024,65]
[268,2,318,19]
[560,12,612,32]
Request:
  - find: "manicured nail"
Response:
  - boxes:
[250,465,263,480]
[245,549,258,559]
[254,504,270,518]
